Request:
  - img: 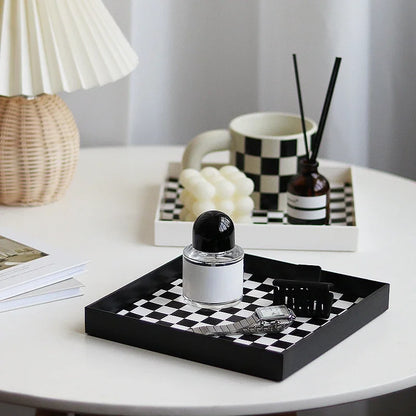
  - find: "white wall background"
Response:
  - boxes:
[129,0,259,146]
[63,0,416,181]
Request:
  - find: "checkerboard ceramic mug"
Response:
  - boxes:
[182,112,317,211]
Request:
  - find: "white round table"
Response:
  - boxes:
[0,146,415,415]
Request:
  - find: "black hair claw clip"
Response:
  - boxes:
[273,278,334,319]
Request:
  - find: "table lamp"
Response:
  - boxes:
[0,0,138,206]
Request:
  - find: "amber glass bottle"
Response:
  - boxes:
[287,159,330,225]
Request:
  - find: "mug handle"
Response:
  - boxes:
[182,129,232,170]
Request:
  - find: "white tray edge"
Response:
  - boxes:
[154,163,358,251]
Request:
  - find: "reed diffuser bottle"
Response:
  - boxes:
[287,54,342,225]
[287,159,330,225]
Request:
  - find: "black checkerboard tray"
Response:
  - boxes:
[85,254,389,381]
[154,163,359,251]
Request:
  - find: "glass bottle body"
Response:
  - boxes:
[182,245,244,309]
[287,160,330,225]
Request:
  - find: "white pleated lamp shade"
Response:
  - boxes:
[0,0,138,96]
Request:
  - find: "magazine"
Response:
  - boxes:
[0,232,87,300]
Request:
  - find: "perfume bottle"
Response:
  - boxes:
[287,159,330,225]
[182,210,244,309]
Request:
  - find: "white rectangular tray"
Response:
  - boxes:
[154,162,358,251]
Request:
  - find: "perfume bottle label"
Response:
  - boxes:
[287,193,328,220]
[182,258,243,304]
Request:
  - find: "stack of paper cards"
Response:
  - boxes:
[0,232,87,312]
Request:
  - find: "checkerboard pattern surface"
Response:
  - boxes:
[117,273,363,353]
[159,177,355,226]
[232,136,307,210]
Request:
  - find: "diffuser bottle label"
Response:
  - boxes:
[287,193,328,220]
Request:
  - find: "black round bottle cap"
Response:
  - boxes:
[192,210,235,252]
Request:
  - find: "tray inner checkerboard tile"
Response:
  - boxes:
[159,177,355,226]
[117,273,363,354]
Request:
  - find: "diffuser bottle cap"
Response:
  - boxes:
[192,210,235,252]
[299,158,319,174]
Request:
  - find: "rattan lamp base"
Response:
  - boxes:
[0,94,80,206]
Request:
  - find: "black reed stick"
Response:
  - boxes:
[292,54,310,161]
[311,57,342,162]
